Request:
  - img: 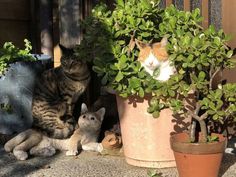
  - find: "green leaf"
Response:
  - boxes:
[169,17,177,28]
[207,135,219,142]
[209,25,216,34]
[192,37,200,47]
[179,69,185,74]
[227,50,234,58]
[198,71,206,80]
[129,77,141,88]
[101,74,108,85]
[147,170,162,177]
[153,67,160,77]
[147,106,155,113]
[168,90,175,97]
[138,88,145,98]
[138,71,146,78]
[214,37,221,46]
[117,0,124,7]
[159,103,165,109]
[115,71,124,82]
[152,111,160,118]
[93,66,103,73]
[183,35,191,45]
[209,102,216,110]
[207,110,215,115]
[213,114,219,120]
[142,32,151,37]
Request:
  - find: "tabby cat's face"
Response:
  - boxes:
[78,103,105,131]
[59,44,88,75]
[136,37,169,70]
[61,56,88,75]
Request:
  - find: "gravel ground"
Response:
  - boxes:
[0,142,235,177]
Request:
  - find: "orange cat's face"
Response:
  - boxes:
[136,37,168,69]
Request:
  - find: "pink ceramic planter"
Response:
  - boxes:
[116,95,187,168]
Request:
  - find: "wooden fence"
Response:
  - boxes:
[0,0,32,48]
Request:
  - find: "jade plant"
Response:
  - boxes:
[0,39,36,76]
[76,1,236,142]
[153,5,236,142]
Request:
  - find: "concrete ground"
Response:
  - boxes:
[0,143,236,177]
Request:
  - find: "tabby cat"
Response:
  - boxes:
[4,103,105,160]
[32,44,90,139]
[135,37,176,81]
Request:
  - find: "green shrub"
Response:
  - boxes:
[75,0,162,98]
[0,39,36,76]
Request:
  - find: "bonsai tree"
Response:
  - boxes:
[76,1,236,142]
[0,39,36,76]
[152,5,236,142]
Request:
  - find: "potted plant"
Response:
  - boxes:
[154,5,235,177]
[76,0,236,172]
[75,0,187,168]
[0,40,51,136]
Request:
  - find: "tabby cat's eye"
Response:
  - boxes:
[82,115,86,119]
[91,117,95,120]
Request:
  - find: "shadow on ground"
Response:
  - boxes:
[0,146,57,177]
[219,138,236,177]
[219,153,236,177]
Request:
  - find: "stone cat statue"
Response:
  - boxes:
[4,103,105,161]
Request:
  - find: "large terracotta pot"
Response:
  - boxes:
[170,132,227,177]
[116,95,188,168]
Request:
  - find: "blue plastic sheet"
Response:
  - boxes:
[0,55,51,134]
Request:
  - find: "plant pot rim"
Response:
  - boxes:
[170,132,227,155]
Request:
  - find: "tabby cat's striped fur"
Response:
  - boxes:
[32,44,90,139]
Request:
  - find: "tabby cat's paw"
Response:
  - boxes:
[66,150,78,156]
[13,150,28,161]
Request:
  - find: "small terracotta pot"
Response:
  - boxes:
[116,95,189,168]
[170,132,227,177]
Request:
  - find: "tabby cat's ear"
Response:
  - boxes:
[135,39,147,50]
[81,103,88,114]
[59,44,74,56]
[96,107,106,121]
[160,37,168,47]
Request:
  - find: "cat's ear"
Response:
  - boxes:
[81,103,88,114]
[135,39,147,50]
[96,107,106,121]
[160,37,168,47]
[59,44,74,56]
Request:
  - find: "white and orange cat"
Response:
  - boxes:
[135,37,175,81]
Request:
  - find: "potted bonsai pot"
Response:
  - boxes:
[75,0,188,168]
[0,40,51,136]
[154,5,236,177]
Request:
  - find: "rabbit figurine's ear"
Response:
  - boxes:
[135,39,147,50]
[81,103,88,114]
[160,36,168,47]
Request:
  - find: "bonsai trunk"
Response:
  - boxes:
[189,118,208,143]
[188,102,208,143]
